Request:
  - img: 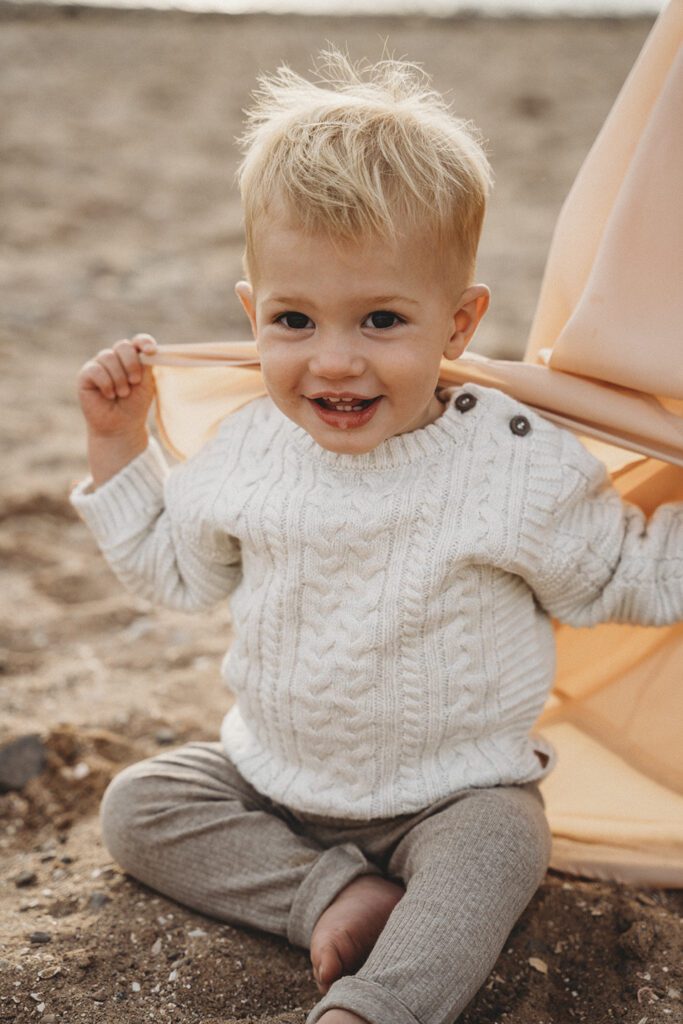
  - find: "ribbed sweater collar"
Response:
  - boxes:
[279,386,469,471]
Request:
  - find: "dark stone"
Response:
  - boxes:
[87,891,110,911]
[0,735,46,792]
[29,931,52,944]
[14,870,37,888]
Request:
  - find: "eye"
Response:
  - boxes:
[364,310,405,330]
[275,311,314,330]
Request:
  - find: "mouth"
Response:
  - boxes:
[310,395,380,412]
[306,395,383,429]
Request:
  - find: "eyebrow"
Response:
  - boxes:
[266,295,420,307]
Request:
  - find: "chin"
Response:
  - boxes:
[312,427,382,455]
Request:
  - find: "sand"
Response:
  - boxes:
[1,5,682,1023]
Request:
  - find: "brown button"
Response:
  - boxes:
[509,415,531,436]
[455,392,477,413]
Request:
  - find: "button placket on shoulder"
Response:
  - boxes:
[455,392,477,413]
[509,414,531,436]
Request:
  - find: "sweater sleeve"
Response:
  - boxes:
[511,427,683,628]
[70,437,242,612]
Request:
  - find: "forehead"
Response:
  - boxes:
[249,217,450,301]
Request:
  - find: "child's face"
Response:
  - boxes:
[236,217,489,455]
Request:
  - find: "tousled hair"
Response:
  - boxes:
[237,48,493,284]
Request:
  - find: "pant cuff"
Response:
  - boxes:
[306,976,419,1024]
[287,842,381,949]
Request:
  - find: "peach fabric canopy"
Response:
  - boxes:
[143,1,683,885]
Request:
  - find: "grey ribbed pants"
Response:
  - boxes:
[100,741,551,1024]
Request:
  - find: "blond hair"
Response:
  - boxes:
[237,48,493,284]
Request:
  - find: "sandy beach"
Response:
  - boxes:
[1,5,682,1023]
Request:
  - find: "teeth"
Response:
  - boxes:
[317,395,366,411]
[315,391,378,411]
[318,396,369,412]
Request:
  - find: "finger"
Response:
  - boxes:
[79,360,117,401]
[112,339,147,385]
[131,333,158,354]
[95,348,132,398]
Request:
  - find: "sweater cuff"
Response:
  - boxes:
[70,438,169,547]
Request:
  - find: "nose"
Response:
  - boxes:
[308,331,366,380]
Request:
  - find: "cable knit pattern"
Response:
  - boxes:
[70,385,683,818]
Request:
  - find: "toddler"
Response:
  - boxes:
[71,51,683,1024]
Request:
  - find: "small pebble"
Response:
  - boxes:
[88,891,110,911]
[29,932,52,944]
[131,981,141,992]
[90,989,107,1002]
[38,966,62,979]
[155,728,176,745]
[528,956,548,975]
[0,734,46,792]
[91,866,115,880]
[43,1016,57,1023]
[14,870,37,888]
[19,900,41,911]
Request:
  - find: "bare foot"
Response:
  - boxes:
[310,874,404,994]
[317,1011,369,1024]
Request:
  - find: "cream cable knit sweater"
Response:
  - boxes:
[71,385,683,818]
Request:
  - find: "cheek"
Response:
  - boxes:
[259,345,301,392]
[389,348,441,394]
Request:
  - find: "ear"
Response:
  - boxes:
[235,280,257,338]
[444,284,490,359]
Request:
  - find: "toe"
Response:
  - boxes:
[312,943,337,993]
[314,928,365,992]
[318,940,346,987]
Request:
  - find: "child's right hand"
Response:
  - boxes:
[77,334,158,439]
